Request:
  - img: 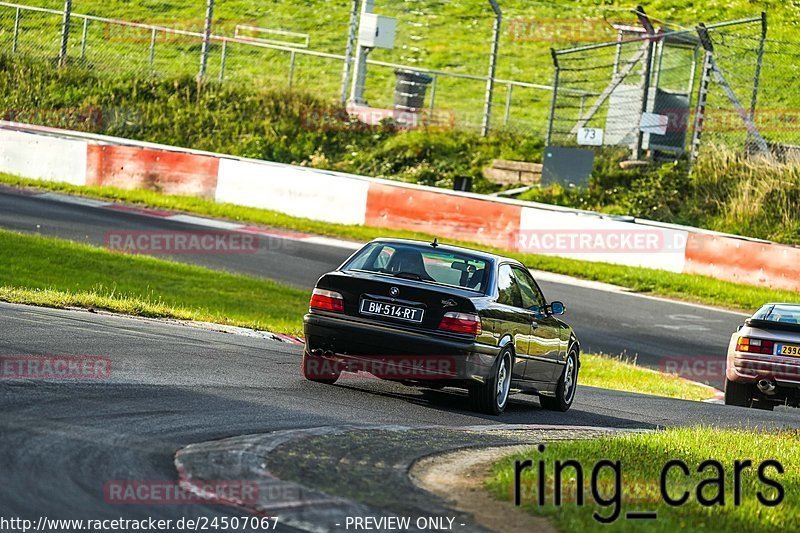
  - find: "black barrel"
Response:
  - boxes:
[394,70,433,113]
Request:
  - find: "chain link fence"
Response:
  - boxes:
[700,23,800,162]
[0,0,589,135]
[545,7,800,163]
[3,1,800,155]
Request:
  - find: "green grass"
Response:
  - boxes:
[488,427,800,531]
[4,172,800,314]
[580,354,714,401]
[0,229,309,335]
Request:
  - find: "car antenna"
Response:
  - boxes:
[431,238,439,248]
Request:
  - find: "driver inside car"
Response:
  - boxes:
[386,249,435,281]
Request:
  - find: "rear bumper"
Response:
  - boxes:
[303,312,501,382]
[727,351,800,388]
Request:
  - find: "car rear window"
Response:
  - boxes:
[343,242,489,292]
[752,304,800,324]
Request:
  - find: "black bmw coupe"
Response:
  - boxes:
[302,238,580,415]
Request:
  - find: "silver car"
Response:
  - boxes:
[725,303,800,410]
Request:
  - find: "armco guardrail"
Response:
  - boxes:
[1,120,799,292]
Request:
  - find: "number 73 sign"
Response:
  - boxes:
[577,127,604,146]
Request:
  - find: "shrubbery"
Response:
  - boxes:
[0,54,543,194]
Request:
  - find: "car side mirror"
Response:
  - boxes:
[549,301,566,315]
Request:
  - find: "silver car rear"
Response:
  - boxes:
[725,303,800,409]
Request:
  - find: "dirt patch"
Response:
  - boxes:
[410,446,556,533]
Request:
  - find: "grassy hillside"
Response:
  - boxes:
[3,1,799,133]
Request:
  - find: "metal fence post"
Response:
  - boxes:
[12,7,20,54]
[219,40,228,82]
[58,0,72,67]
[481,0,502,137]
[612,28,622,75]
[429,74,438,113]
[80,18,88,59]
[634,6,655,160]
[652,39,664,90]
[546,48,559,146]
[349,0,374,105]
[198,0,215,80]
[749,12,767,119]
[689,50,712,162]
[149,28,157,68]
[504,83,513,125]
[288,51,296,90]
[340,0,361,105]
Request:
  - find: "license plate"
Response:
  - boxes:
[777,344,800,357]
[359,299,424,323]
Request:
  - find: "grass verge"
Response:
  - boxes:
[487,427,799,531]
[579,354,714,401]
[2,229,716,399]
[0,229,309,335]
[3,173,799,313]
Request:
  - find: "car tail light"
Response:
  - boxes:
[439,312,482,335]
[736,337,775,355]
[310,289,344,313]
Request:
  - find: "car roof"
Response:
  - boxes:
[367,238,515,266]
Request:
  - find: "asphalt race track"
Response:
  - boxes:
[0,187,746,382]
[1,302,797,528]
[2,186,798,530]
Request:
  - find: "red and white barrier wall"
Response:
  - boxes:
[1,121,798,292]
[87,144,219,198]
[216,158,369,225]
[0,128,87,185]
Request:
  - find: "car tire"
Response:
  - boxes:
[301,351,340,385]
[723,378,752,407]
[540,349,578,412]
[469,348,513,415]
